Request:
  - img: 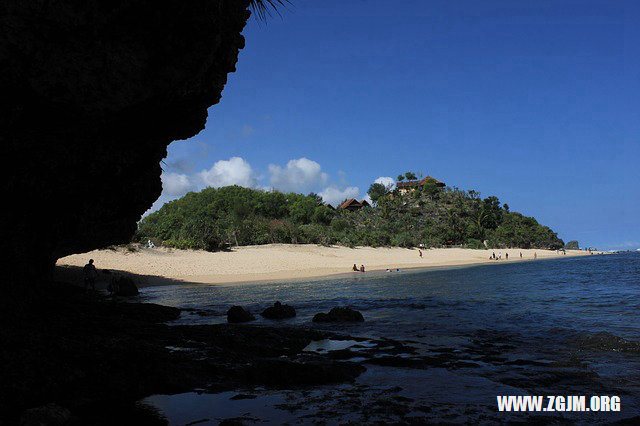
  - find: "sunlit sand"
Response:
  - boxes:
[57,244,600,286]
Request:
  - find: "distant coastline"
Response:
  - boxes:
[56,244,603,288]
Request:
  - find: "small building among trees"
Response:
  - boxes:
[396,176,445,194]
[338,198,371,211]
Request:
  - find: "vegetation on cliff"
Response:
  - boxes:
[136,175,564,250]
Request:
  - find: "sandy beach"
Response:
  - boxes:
[56,244,599,287]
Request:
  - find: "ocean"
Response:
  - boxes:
[140,252,640,424]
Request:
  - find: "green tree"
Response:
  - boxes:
[367,182,388,204]
[307,192,323,203]
[397,174,405,182]
[312,205,334,225]
[405,171,417,180]
[288,197,317,224]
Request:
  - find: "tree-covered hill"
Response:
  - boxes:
[136,180,564,251]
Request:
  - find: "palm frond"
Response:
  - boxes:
[249,0,289,21]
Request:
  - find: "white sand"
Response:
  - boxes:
[56,244,600,287]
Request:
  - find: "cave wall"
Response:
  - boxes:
[0,0,251,281]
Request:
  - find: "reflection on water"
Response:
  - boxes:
[304,339,364,352]
[142,252,640,423]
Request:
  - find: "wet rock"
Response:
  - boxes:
[113,276,139,296]
[230,394,257,400]
[261,301,296,320]
[575,332,640,353]
[227,306,255,323]
[313,307,364,323]
[20,403,71,426]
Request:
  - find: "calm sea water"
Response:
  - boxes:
[141,252,640,424]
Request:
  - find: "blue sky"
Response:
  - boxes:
[155,0,639,251]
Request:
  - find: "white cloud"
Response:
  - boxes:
[268,157,329,193]
[161,172,195,197]
[199,156,258,189]
[319,186,360,207]
[374,176,396,190]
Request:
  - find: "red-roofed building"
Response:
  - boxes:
[338,198,371,211]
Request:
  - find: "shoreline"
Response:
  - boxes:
[56,244,604,288]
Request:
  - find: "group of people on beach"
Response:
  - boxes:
[490,251,540,260]
[352,264,403,273]
[490,252,508,260]
[352,264,366,273]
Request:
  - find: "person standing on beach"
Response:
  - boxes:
[520,252,522,258]
[534,252,537,259]
[419,249,423,258]
[505,253,509,260]
[360,264,365,273]
[83,259,98,292]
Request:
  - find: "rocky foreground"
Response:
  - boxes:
[0,282,376,424]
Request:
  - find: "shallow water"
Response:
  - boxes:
[141,252,640,424]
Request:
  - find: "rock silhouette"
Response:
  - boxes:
[1,0,251,282]
[261,301,296,320]
[313,307,365,323]
[227,306,255,323]
[112,276,139,297]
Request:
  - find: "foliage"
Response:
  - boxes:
[136,182,564,251]
[405,171,417,180]
[367,183,388,205]
[565,240,579,250]
[249,0,289,21]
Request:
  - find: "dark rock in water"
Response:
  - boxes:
[112,276,139,296]
[261,301,296,320]
[313,307,364,323]
[230,393,257,400]
[1,0,251,283]
[227,306,255,323]
[20,403,71,426]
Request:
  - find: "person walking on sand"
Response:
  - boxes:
[505,253,509,260]
[534,252,537,260]
[520,252,522,258]
[419,249,423,258]
[83,259,98,292]
[352,264,358,272]
[492,252,496,260]
[360,264,365,273]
